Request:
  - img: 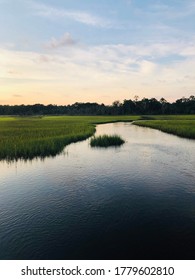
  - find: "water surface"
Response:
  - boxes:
[0,122,195,259]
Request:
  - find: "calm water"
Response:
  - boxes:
[0,122,195,259]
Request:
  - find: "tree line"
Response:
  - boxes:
[0,96,195,115]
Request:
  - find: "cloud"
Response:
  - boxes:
[146,1,195,19]
[45,33,77,50]
[180,44,195,56]
[31,2,111,28]
[139,60,157,75]
[1,39,195,103]
[7,69,21,75]
[38,55,51,63]
[13,94,22,97]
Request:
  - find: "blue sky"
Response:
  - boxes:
[0,0,195,105]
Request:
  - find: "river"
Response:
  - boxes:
[0,122,195,259]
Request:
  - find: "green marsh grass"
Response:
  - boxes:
[90,134,125,147]
[140,115,195,120]
[0,115,138,161]
[1,114,194,161]
[134,119,195,139]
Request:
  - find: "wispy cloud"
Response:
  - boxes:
[13,94,22,97]
[1,38,195,103]
[1,40,195,81]
[148,1,195,19]
[45,33,77,50]
[31,1,111,28]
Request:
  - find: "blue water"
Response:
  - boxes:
[0,122,195,259]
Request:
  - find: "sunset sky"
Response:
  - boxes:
[0,0,195,105]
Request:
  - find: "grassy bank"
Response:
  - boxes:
[1,115,194,161]
[134,115,195,139]
[90,134,125,147]
[140,115,195,120]
[0,115,138,161]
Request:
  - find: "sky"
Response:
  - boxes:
[0,0,195,105]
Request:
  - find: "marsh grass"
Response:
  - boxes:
[134,119,195,139]
[0,117,95,160]
[1,114,194,161]
[141,115,195,120]
[90,134,125,147]
[0,116,136,161]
